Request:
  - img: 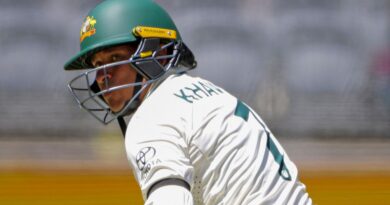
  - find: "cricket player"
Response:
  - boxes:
[64,0,312,204]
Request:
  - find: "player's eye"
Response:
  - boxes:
[111,54,123,62]
[112,53,129,62]
[93,61,102,68]
[112,55,118,62]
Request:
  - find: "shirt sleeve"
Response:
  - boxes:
[124,101,194,201]
[145,183,194,205]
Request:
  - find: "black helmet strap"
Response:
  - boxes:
[117,116,127,138]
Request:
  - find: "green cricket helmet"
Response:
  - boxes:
[64,0,196,126]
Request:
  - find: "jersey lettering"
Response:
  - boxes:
[234,100,292,181]
[174,81,224,103]
[174,89,198,103]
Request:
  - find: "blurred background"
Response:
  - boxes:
[0,0,389,204]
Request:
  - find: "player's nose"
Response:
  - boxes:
[96,69,112,85]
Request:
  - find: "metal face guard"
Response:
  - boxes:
[130,38,179,79]
[67,39,180,124]
[67,60,151,124]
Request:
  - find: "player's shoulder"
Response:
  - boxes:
[132,73,233,123]
[145,73,197,107]
[143,73,227,105]
[168,74,228,104]
[126,74,195,142]
[130,73,195,122]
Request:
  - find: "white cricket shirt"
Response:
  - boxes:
[125,73,312,205]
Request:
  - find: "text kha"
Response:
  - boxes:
[174,81,224,103]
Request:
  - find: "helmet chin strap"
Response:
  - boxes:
[117,116,127,138]
[117,73,144,138]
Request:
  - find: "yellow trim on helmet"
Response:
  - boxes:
[133,26,177,39]
[140,51,153,58]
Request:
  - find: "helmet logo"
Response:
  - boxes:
[80,16,97,43]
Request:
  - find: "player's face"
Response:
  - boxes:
[91,45,138,112]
